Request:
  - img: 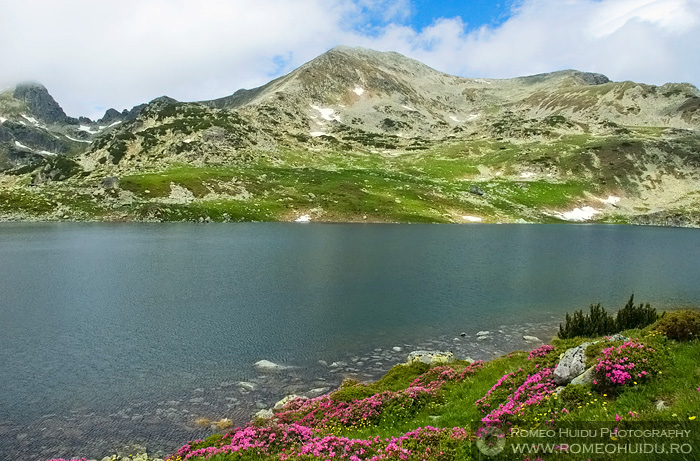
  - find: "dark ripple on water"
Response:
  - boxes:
[0,321,559,461]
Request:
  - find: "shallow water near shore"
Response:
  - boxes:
[1,223,699,460]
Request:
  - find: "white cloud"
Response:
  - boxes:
[0,0,360,117]
[0,0,698,119]
[356,0,700,86]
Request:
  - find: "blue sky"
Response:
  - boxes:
[409,0,513,30]
[1,0,699,118]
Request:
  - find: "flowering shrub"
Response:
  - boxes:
[167,424,470,461]
[275,362,484,430]
[527,345,555,361]
[409,361,484,389]
[593,340,659,389]
[475,370,522,414]
[477,368,557,425]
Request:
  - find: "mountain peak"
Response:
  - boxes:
[12,81,76,125]
[514,69,611,86]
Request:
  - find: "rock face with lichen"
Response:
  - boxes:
[407,350,456,365]
[553,344,590,385]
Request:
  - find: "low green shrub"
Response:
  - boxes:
[558,303,616,339]
[558,295,659,339]
[615,295,659,331]
[655,309,700,341]
[559,384,593,407]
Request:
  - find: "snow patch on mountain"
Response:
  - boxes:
[310,105,340,122]
[557,206,599,221]
[64,134,92,143]
[21,114,40,125]
[78,125,99,134]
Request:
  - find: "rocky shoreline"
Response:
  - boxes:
[5,319,561,461]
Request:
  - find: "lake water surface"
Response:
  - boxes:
[1,223,699,460]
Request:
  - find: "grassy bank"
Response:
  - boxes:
[82,308,697,461]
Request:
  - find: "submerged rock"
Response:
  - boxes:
[237,381,258,391]
[254,360,290,371]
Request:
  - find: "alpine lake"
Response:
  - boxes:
[1,223,699,460]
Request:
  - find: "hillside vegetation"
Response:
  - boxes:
[2,47,700,225]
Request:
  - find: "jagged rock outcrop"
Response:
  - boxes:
[13,82,76,125]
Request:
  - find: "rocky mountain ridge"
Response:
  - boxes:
[1,46,699,225]
[0,82,142,172]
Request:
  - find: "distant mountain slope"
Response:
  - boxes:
[203,46,699,137]
[0,83,143,174]
[1,46,699,226]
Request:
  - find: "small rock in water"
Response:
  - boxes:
[460,332,467,337]
[255,359,289,370]
[476,331,490,337]
[523,335,541,342]
[317,360,328,367]
[237,382,257,391]
[392,346,403,352]
[308,387,331,397]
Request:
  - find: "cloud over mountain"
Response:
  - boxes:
[1,0,698,119]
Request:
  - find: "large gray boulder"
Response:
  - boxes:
[553,343,590,385]
[101,176,120,190]
[570,366,596,386]
[407,350,455,365]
